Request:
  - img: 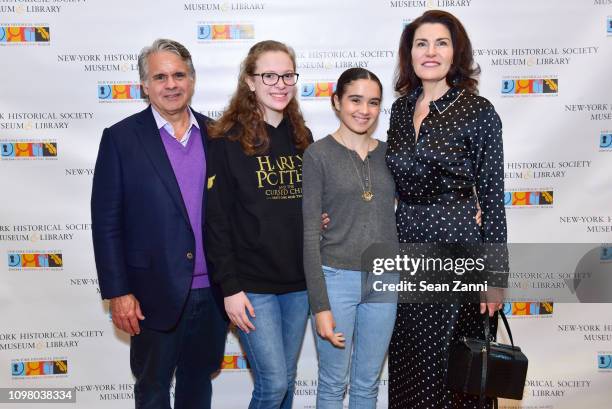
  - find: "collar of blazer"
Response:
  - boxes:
[135,105,209,229]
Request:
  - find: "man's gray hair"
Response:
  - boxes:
[138,39,196,83]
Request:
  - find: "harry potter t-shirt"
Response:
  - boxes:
[205,119,310,296]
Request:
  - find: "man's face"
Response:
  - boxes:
[142,51,195,118]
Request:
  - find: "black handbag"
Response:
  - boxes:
[447,311,528,408]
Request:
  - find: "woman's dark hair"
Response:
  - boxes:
[394,10,480,95]
[331,68,383,109]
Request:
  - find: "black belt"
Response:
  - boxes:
[399,188,474,205]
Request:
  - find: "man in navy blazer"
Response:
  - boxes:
[91,39,227,409]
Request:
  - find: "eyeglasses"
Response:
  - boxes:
[251,72,299,86]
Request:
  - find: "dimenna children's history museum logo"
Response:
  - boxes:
[504,190,554,207]
[503,302,554,317]
[598,353,612,371]
[600,131,612,151]
[197,22,254,40]
[0,24,49,44]
[12,358,68,378]
[98,83,143,102]
[8,251,63,269]
[0,141,57,159]
[221,354,250,371]
[300,81,336,99]
[501,78,558,96]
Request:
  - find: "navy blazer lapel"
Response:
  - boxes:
[137,106,191,226]
[193,109,210,211]
[192,108,209,157]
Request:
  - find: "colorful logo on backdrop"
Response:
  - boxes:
[97,83,143,101]
[598,353,612,371]
[601,246,612,261]
[501,78,558,95]
[197,22,255,40]
[607,17,612,35]
[8,252,63,269]
[0,25,50,44]
[11,359,68,378]
[0,141,57,159]
[221,354,250,371]
[300,82,336,99]
[503,302,554,317]
[504,190,554,207]
[600,131,612,151]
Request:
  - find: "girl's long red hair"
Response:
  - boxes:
[209,40,310,155]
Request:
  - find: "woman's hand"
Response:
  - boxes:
[480,287,504,317]
[473,189,482,226]
[315,310,345,348]
[224,292,256,333]
[474,208,482,226]
[321,213,330,230]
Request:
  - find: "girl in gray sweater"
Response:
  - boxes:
[302,68,398,409]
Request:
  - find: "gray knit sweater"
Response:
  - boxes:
[302,135,398,313]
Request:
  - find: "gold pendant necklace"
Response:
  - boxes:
[362,191,374,202]
[337,133,374,202]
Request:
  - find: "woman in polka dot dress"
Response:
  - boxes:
[386,10,507,409]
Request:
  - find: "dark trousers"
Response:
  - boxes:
[131,287,228,409]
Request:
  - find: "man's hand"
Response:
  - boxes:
[315,310,345,348]
[224,292,256,333]
[110,294,145,335]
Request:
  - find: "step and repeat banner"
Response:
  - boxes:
[1,0,611,408]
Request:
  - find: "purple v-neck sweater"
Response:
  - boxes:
[160,125,209,289]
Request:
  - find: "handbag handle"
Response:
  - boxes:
[499,310,515,348]
[480,313,490,409]
[479,310,514,409]
[482,310,514,351]
[482,309,515,348]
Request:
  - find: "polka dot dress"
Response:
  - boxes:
[385,87,508,409]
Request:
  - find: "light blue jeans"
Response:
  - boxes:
[315,266,397,409]
[238,290,309,409]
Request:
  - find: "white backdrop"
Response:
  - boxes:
[1,0,611,408]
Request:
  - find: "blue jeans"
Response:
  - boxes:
[315,267,397,409]
[238,290,309,409]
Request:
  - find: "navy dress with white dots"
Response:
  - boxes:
[386,86,507,408]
